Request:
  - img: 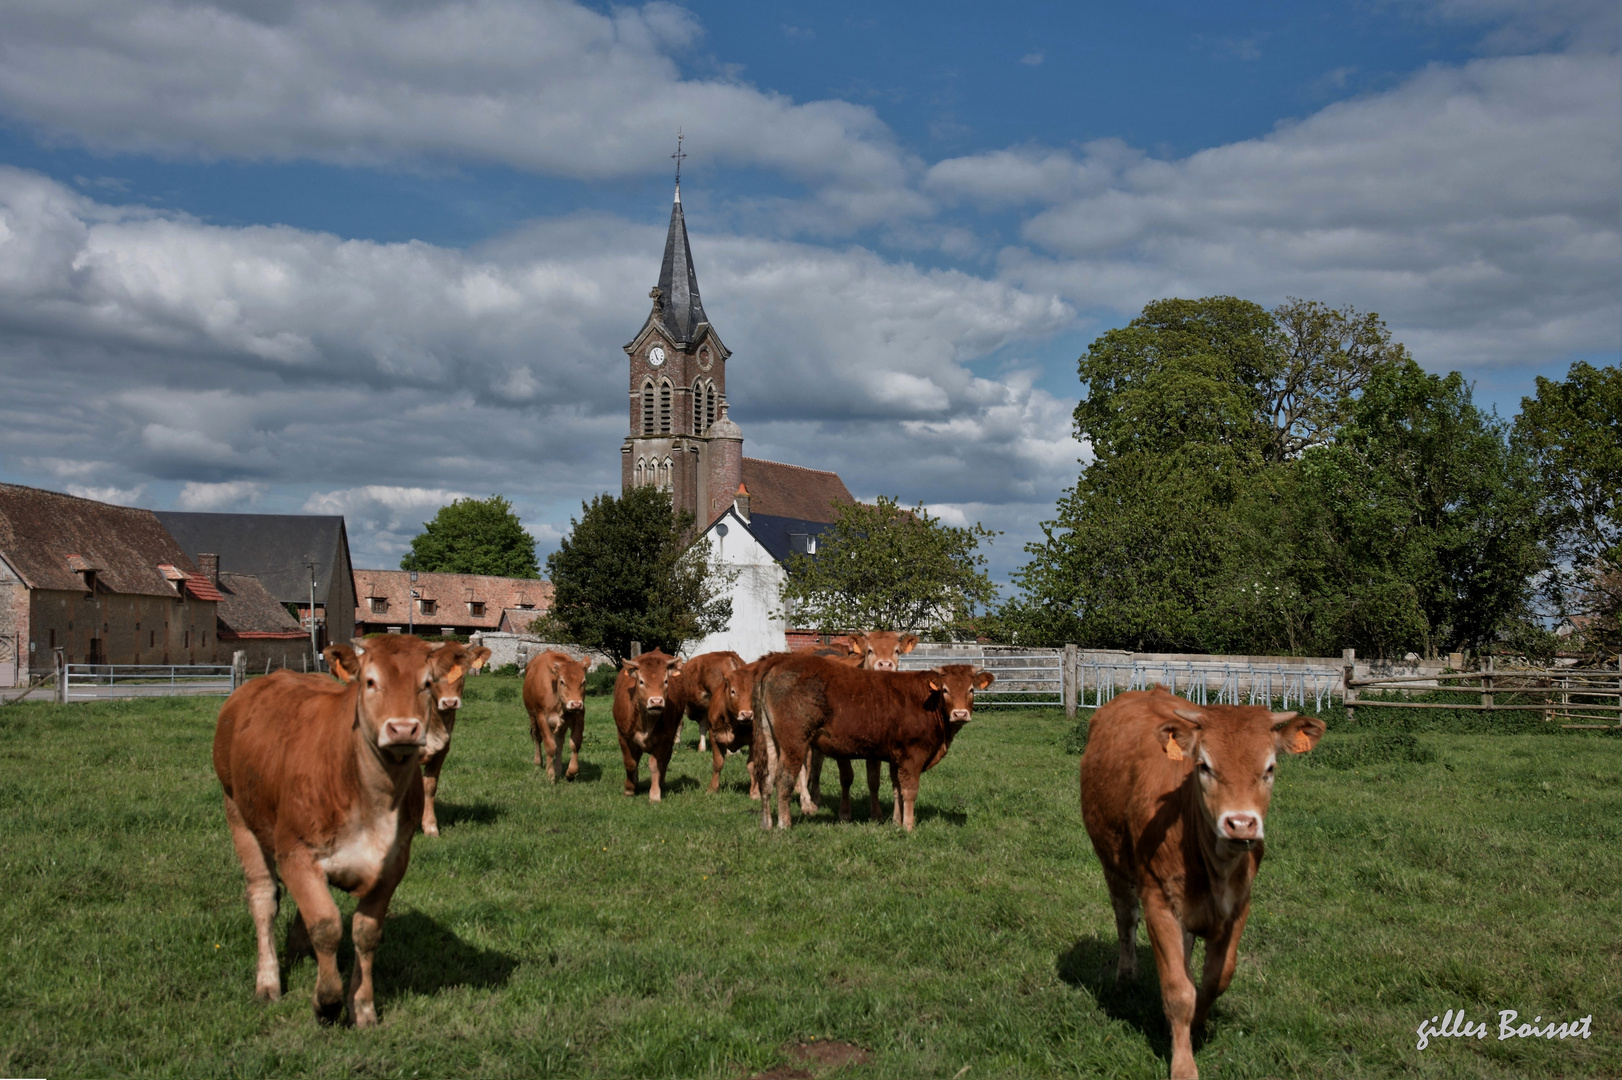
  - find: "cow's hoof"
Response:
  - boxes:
[349,1000,378,1029]
[314,997,343,1025]
[422,823,439,837]
[648,793,662,804]
[254,980,281,1002]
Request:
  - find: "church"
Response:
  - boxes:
[619,173,853,659]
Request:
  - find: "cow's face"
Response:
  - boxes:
[1157,702,1325,848]
[553,656,588,714]
[621,650,681,731]
[927,664,995,723]
[415,644,490,757]
[714,662,759,747]
[856,631,919,671]
[346,635,445,758]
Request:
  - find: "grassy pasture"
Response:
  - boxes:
[0,676,1617,1079]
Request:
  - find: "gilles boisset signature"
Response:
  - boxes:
[1417,1010,1593,1050]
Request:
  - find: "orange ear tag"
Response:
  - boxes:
[1165,739,1185,762]
[1290,731,1314,753]
[446,664,464,683]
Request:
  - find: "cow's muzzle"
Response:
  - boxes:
[379,717,425,748]
[1219,812,1263,842]
[950,708,971,723]
[565,699,584,712]
[436,694,461,711]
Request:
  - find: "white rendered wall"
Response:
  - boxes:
[686,514,787,661]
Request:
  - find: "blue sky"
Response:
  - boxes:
[0,0,1616,584]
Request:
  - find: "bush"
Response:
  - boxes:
[585,664,618,697]
[1307,732,1437,769]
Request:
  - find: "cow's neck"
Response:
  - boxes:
[350,706,424,816]
[1185,779,1259,886]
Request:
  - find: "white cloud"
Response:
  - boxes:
[176,480,266,510]
[303,485,471,568]
[1019,51,1044,66]
[0,0,925,228]
[66,483,146,506]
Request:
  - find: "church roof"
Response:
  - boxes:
[741,459,854,524]
[656,183,710,344]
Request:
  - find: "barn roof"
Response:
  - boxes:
[0,483,201,597]
[217,571,306,640]
[740,459,854,524]
[155,511,350,605]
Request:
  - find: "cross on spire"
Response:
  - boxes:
[672,130,686,185]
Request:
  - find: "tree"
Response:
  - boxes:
[401,495,539,578]
[779,496,999,638]
[538,485,733,665]
[1515,362,1622,658]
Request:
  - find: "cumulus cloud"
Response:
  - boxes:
[303,485,471,567]
[66,484,146,506]
[0,0,926,228]
[176,480,267,510]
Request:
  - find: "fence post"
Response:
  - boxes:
[1063,644,1077,718]
[1483,653,1494,710]
[232,650,247,691]
[1342,648,1356,723]
[54,648,65,704]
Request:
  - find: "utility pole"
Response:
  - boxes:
[306,559,320,668]
[408,570,418,637]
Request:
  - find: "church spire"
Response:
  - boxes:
[657,133,707,343]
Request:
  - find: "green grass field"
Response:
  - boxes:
[0,677,1617,1078]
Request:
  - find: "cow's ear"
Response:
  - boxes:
[349,637,369,654]
[1157,712,1202,763]
[846,634,865,654]
[430,642,471,681]
[900,635,919,653]
[974,669,996,690]
[1272,712,1326,755]
[469,646,492,672]
[324,645,360,682]
[669,661,683,677]
[620,657,639,672]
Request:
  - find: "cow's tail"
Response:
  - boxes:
[752,666,782,829]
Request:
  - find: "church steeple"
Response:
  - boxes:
[657,146,708,344]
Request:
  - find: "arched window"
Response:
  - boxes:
[641,381,655,435]
[659,380,672,433]
[705,382,717,431]
[634,457,646,486]
[656,457,672,490]
[692,379,704,434]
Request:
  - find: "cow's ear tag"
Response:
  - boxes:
[447,664,464,683]
[1165,738,1185,762]
[1289,730,1313,753]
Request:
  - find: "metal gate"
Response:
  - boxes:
[61,663,237,701]
[1076,658,1341,713]
[899,650,1063,707]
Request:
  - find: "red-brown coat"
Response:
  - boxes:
[214,634,470,1025]
[326,642,492,836]
[754,653,992,830]
[1079,688,1324,1079]
[523,650,589,782]
[612,649,686,802]
[706,655,776,799]
[677,650,746,791]
[807,630,920,814]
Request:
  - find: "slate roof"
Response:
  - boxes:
[740,459,854,524]
[740,513,838,564]
[217,571,307,639]
[0,483,201,597]
[353,570,552,630]
[155,511,349,605]
[656,185,710,344]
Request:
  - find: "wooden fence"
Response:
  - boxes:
[1343,650,1622,730]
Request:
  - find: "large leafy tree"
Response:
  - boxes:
[538,485,733,665]
[779,496,999,637]
[1515,362,1622,658]
[401,495,539,577]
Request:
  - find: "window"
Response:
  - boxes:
[468,601,485,617]
[692,378,717,434]
[370,596,388,614]
[659,380,672,433]
[634,457,646,486]
[641,381,656,435]
[418,598,437,616]
[705,383,716,432]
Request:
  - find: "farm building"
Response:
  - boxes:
[351,569,553,638]
[204,554,315,670]
[0,483,224,684]
[155,511,357,651]
[620,179,855,659]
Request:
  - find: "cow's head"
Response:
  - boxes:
[855,631,919,671]
[551,654,589,714]
[712,660,760,747]
[428,643,491,715]
[1155,698,1325,849]
[341,635,453,759]
[621,650,681,740]
[927,664,995,723]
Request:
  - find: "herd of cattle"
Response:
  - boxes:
[211,630,1324,1079]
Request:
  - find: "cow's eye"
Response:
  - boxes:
[1198,761,1213,776]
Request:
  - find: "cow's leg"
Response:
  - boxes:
[774,738,805,830]
[538,714,562,781]
[347,870,404,1029]
[807,749,824,808]
[1194,907,1250,1031]
[618,733,641,797]
[897,761,922,831]
[889,762,902,825]
[697,711,709,753]
[1183,930,1198,983]
[836,758,855,821]
[1105,872,1141,981]
[223,796,281,1001]
[709,739,727,794]
[528,713,545,766]
[648,737,671,803]
[1143,897,1200,1079]
[420,749,447,836]
[565,712,584,781]
[755,719,781,828]
[277,853,344,1023]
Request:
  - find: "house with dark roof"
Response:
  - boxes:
[154,511,357,652]
[617,175,859,658]
[0,484,224,684]
[352,570,553,638]
[187,553,314,670]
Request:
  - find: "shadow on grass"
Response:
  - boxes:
[1057,935,1172,1063]
[534,761,604,783]
[378,911,519,998]
[434,800,503,829]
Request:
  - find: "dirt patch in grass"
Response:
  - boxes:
[743,1040,873,1078]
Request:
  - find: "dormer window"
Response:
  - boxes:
[370,597,388,614]
[468,601,485,617]
[417,598,436,616]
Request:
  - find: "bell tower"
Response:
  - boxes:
[621,137,739,525]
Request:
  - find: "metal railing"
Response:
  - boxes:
[899,650,1063,707]
[1075,658,1342,713]
[60,663,237,702]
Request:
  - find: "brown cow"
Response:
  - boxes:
[327,641,492,836]
[1079,688,1324,1079]
[612,649,685,802]
[522,650,589,782]
[806,631,920,813]
[215,634,469,1025]
[704,656,769,798]
[755,653,992,830]
[675,650,746,791]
